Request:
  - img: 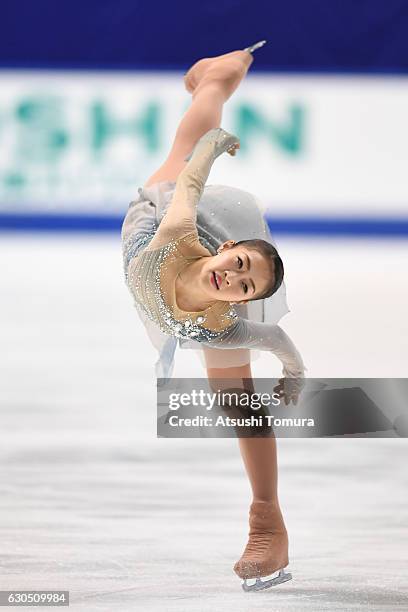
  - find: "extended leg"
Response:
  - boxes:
[184,50,250,94]
[143,51,252,188]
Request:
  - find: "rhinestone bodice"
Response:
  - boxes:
[125,230,238,342]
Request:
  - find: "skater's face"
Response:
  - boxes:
[201,240,273,304]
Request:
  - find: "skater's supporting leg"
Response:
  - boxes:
[204,355,281,505]
[238,438,280,504]
[143,52,252,188]
[204,353,290,585]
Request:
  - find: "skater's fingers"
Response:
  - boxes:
[227,143,240,156]
[273,385,284,398]
[288,393,297,406]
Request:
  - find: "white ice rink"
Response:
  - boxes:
[1,234,408,611]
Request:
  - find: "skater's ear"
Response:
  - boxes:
[217,240,236,254]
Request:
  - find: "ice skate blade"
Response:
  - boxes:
[244,40,267,54]
[241,568,292,592]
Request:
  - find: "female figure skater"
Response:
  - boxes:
[121,41,306,592]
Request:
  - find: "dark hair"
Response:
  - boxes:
[233,239,284,301]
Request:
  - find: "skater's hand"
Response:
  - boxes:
[273,377,304,406]
[227,143,240,156]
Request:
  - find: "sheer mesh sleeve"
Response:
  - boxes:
[146,128,239,251]
[203,318,306,378]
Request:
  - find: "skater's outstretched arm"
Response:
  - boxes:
[203,319,306,402]
[147,128,239,250]
[224,320,306,378]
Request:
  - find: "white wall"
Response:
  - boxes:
[1,71,407,217]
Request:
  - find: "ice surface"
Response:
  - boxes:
[1,234,407,611]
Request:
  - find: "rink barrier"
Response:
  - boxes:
[1,212,408,237]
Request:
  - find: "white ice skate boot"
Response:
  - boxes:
[234,500,292,592]
[184,40,267,94]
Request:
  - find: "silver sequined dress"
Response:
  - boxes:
[121,128,305,382]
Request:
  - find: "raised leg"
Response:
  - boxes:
[184,50,251,94]
[143,51,252,188]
